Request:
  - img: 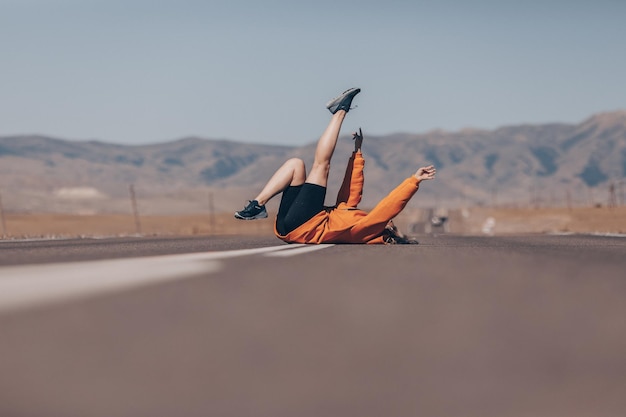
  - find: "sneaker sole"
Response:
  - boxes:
[234,212,268,220]
[325,87,361,110]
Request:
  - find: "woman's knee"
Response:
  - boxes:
[311,160,330,176]
[305,161,331,187]
[287,158,306,183]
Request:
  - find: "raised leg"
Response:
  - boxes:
[236,87,359,221]
[254,158,306,205]
[305,110,346,187]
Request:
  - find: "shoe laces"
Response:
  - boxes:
[242,200,257,211]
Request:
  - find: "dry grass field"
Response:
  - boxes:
[459,205,626,235]
[1,205,625,239]
[0,212,273,239]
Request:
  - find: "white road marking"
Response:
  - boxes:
[0,256,221,313]
[0,244,324,313]
[162,244,304,261]
[264,244,335,257]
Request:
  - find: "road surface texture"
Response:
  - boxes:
[1,234,625,417]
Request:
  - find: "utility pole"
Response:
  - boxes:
[608,182,617,208]
[0,192,6,237]
[208,191,216,234]
[565,189,572,211]
[129,184,142,235]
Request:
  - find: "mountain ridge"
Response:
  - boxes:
[1,110,625,213]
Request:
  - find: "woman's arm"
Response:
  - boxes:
[353,127,363,153]
[336,128,365,206]
[414,165,437,182]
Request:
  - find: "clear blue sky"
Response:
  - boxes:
[2,0,625,145]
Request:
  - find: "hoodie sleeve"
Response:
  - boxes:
[336,151,365,207]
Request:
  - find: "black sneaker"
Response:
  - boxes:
[383,224,419,244]
[234,200,268,220]
[384,235,420,245]
[326,87,361,114]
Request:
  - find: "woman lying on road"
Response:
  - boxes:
[234,87,436,244]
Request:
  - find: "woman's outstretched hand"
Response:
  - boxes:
[414,165,436,181]
[352,127,363,152]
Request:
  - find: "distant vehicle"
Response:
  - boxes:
[431,216,448,227]
[409,208,450,235]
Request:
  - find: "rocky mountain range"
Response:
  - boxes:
[1,110,625,214]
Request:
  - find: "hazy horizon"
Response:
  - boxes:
[4,108,626,148]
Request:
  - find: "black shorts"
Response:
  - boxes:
[276,183,327,235]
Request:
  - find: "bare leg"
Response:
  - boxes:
[254,158,306,205]
[305,110,347,187]
[251,106,347,206]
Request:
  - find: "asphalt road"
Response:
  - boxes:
[1,234,625,417]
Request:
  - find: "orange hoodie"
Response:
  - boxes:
[274,151,421,244]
